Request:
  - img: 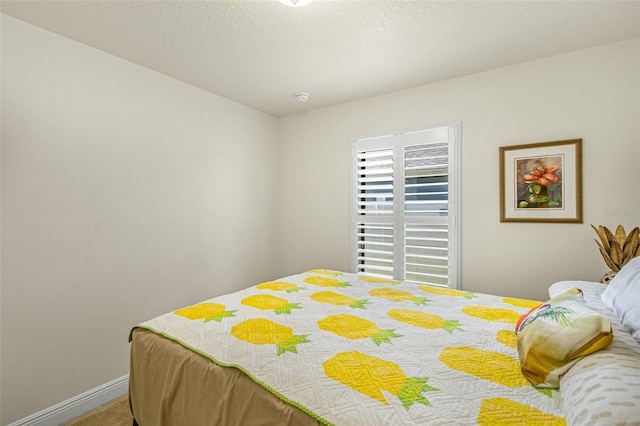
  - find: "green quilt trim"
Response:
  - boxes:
[130,326,334,426]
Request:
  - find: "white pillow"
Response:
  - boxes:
[601,257,640,342]
[548,280,606,300]
[560,351,640,425]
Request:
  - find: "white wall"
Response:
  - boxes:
[2,11,639,425]
[1,15,279,424]
[277,38,640,301]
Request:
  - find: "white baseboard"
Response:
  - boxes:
[7,375,129,426]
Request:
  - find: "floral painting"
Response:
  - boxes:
[515,155,563,209]
[500,139,582,223]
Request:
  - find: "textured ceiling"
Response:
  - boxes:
[2,1,639,117]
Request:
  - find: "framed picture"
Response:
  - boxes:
[499,138,582,223]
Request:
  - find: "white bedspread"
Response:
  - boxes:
[135,270,566,425]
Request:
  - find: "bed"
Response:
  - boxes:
[129,265,640,425]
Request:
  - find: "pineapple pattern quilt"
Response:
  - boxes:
[133,270,566,425]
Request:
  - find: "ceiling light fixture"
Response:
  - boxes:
[278,0,314,7]
[293,92,310,102]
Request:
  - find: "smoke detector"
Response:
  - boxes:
[293,92,310,102]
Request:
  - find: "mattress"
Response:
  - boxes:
[130,270,570,425]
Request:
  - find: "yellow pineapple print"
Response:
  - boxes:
[496,329,517,350]
[502,297,541,309]
[359,275,402,284]
[318,314,401,346]
[307,269,342,276]
[231,318,310,355]
[369,288,429,306]
[173,302,236,323]
[323,351,438,410]
[462,305,521,324]
[311,291,369,309]
[256,281,304,293]
[477,398,566,425]
[439,346,529,388]
[419,285,475,299]
[303,276,350,288]
[388,308,462,334]
[241,294,302,315]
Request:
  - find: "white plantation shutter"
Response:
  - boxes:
[355,148,394,216]
[356,223,394,277]
[352,123,461,288]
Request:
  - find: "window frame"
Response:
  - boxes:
[350,122,462,289]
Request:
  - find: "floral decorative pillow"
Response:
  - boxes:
[515,288,613,388]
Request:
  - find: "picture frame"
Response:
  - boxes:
[499,138,582,223]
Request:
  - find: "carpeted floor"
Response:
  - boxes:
[65,394,133,426]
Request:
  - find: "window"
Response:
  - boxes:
[351,123,461,288]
